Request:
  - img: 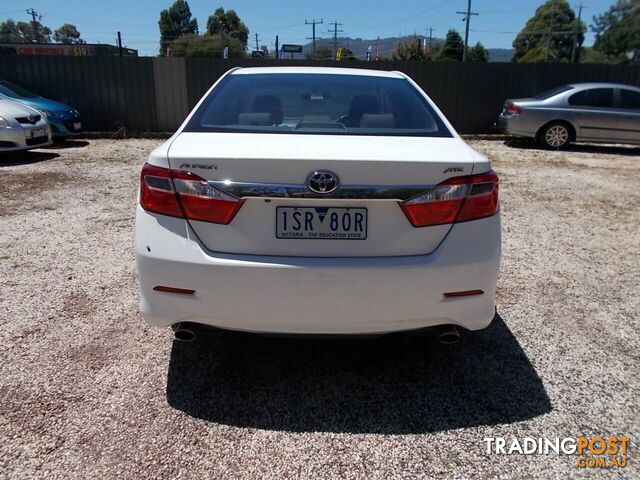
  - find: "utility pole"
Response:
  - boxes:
[545,4,555,62]
[327,20,343,60]
[275,35,279,60]
[427,26,436,49]
[25,8,41,43]
[571,2,584,63]
[254,33,260,52]
[457,0,478,62]
[117,31,123,56]
[305,18,323,53]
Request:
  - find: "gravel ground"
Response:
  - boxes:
[0,138,638,479]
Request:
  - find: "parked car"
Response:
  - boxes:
[0,98,52,152]
[498,82,640,148]
[136,67,501,343]
[0,79,82,139]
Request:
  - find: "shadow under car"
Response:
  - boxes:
[166,313,551,434]
[504,138,640,156]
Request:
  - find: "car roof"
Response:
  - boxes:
[567,82,640,91]
[230,66,405,79]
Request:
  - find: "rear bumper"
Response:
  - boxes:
[135,206,501,334]
[498,114,538,138]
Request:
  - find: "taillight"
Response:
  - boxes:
[400,171,499,227]
[139,163,243,224]
[140,163,183,217]
[505,102,522,115]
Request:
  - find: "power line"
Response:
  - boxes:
[305,18,323,53]
[327,20,343,59]
[457,0,478,62]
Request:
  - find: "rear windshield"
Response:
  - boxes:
[0,79,40,99]
[535,85,574,100]
[184,73,452,137]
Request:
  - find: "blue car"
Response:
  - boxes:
[0,79,82,139]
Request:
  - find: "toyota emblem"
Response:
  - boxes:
[306,170,339,194]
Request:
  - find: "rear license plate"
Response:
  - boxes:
[276,206,367,240]
[73,122,81,131]
[30,128,46,138]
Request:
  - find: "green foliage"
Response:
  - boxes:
[159,0,198,56]
[341,47,357,60]
[305,44,333,60]
[468,42,489,62]
[14,20,52,43]
[436,29,464,61]
[512,0,585,62]
[206,8,249,48]
[0,19,24,43]
[53,24,84,44]
[520,45,556,62]
[392,37,427,61]
[579,47,609,63]
[591,0,639,62]
[0,18,66,44]
[171,33,245,58]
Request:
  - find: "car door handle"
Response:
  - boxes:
[625,116,635,119]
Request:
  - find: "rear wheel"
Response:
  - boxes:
[539,122,572,149]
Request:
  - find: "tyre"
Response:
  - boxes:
[539,122,572,149]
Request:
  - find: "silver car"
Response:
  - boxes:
[0,98,52,153]
[498,82,640,148]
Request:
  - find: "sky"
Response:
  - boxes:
[0,0,616,56]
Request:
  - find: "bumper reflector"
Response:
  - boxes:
[153,286,196,295]
[443,289,484,298]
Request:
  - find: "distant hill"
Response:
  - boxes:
[293,36,514,62]
[486,48,515,62]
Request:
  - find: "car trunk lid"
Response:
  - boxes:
[167,132,477,257]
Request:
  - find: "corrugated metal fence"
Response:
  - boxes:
[1,56,639,134]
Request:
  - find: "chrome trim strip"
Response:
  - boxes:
[208,180,434,200]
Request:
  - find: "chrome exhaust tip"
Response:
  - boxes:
[438,325,460,344]
[172,323,196,342]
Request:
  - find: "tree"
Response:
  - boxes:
[18,20,51,43]
[512,0,585,62]
[436,29,464,61]
[171,33,245,58]
[159,0,198,56]
[591,0,639,62]
[341,47,357,60]
[0,20,25,43]
[579,47,608,63]
[54,24,84,44]
[206,8,249,48]
[467,41,489,62]
[305,44,333,60]
[392,37,427,61]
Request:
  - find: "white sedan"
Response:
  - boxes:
[136,67,500,342]
[0,98,52,152]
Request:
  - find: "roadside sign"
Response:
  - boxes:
[281,44,302,53]
[223,46,229,59]
[366,44,372,61]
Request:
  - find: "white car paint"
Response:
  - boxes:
[0,99,52,152]
[136,67,501,335]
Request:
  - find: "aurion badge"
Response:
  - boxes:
[306,170,339,194]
